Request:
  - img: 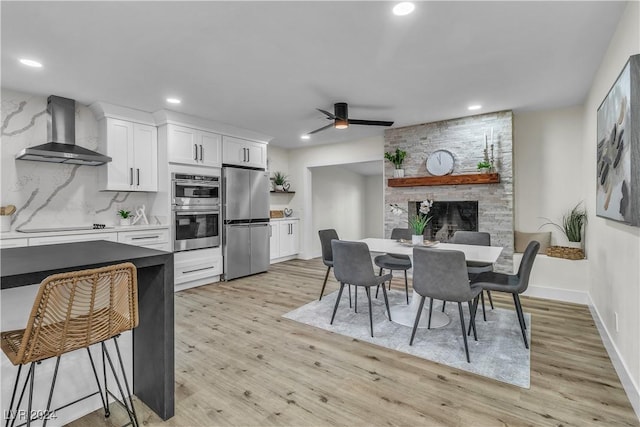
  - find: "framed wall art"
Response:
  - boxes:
[596,54,640,226]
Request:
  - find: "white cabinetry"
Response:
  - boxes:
[97,118,158,192]
[118,228,170,251]
[167,124,221,167]
[222,136,267,169]
[270,219,299,262]
[174,247,223,289]
[29,233,118,246]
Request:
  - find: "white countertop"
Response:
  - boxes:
[1,223,169,240]
[269,217,299,222]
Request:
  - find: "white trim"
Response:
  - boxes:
[588,294,640,421]
[522,285,589,305]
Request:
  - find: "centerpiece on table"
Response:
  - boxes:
[390,200,433,244]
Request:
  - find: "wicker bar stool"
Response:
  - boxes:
[1,263,139,427]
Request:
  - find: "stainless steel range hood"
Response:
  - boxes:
[15,95,112,166]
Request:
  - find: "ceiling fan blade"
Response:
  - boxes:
[348,119,394,127]
[307,123,334,135]
[317,108,336,119]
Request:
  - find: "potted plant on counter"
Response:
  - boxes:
[273,171,288,191]
[117,209,132,226]
[477,160,492,173]
[385,148,407,178]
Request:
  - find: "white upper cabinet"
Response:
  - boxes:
[99,118,158,192]
[222,136,267,169]
[90,102,158,192]
[166,124,221,167]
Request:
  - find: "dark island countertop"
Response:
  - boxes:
[1,240,175,420]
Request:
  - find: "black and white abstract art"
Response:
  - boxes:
[596,54,640,226]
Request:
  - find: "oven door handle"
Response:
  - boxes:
[172,180,220,187]
[175,210,219,216]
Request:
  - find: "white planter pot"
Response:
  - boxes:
[412,234,423,245]
[120,218,131,226]
[393,169,405,178]
[478,168,491,174]
[275,184,284,191]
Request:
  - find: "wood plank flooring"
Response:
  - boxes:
[71,258,639,426]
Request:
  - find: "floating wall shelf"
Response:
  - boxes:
[270,190,296,194]
[388,173,500,187]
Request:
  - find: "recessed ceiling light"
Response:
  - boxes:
[19,58,42,68]
[468,104,482,111]
[166,98,181,104]
[301,135,310,140]
[393,2,415,16]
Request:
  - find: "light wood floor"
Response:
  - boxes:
[71,257,639,427]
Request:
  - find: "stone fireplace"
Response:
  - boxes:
[409,201,478,242]
[384,111,514,272]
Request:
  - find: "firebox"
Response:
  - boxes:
[409,201,478,242]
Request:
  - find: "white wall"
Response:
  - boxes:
[513,107,585,246]
[364,174,384,238]
[581,0,640,413]
[287,136,384,258]
[310,166,366,257]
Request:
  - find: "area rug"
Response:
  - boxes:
[283,289,531,388]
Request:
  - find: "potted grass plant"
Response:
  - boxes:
[541,202,587,248]
[272,171,288,191]
[385,148,407,178]
[390,200,433,244]
[117,209,132,226]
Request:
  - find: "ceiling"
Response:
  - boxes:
[1,1,626,149]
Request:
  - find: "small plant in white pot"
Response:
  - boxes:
[477,160,492,173]
[272,171,287,191]
[541,202,587,248]
[390,200,433,244]
[117,209,132,226]
[385,149,407,178]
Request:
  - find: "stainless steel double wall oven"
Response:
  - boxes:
[172,173,221,251]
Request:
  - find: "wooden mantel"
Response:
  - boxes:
[388,173,500,187]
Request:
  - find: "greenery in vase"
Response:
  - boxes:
[541,202,587,242]
[273,171,288,186]
[117,209,131,219]
[390,200,433,235]
[384,148,407,169]
[477,160,491,170]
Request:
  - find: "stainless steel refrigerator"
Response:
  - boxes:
[222,166,271,280]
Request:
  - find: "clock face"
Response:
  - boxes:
[426,150,455,176]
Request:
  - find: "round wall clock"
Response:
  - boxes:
[426,150,455,176]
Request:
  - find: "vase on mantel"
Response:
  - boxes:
[393,168,405,178]
[412,235,423,245]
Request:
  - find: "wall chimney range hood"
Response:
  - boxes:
[15,95,112,166]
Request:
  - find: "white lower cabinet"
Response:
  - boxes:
[118,228,170,251]
[28,233,118,246]
[0,238,28,248]
[270,219,299,263]
[174,247,223,287]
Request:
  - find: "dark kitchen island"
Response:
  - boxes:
[1,240,175,421]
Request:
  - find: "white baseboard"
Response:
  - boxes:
[588,294,640,421]
[522,285,590,305]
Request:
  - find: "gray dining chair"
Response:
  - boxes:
[470,240,540,349]
[330,240,392,337]
[410,247,482,363]
[318,229,354,308]
[443,231,495,320]
[374,228,412,304]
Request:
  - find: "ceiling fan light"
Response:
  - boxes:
[335,119,348,129]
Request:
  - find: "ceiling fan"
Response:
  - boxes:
[307,102,394,135]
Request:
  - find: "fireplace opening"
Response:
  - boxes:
[409,201,478,242]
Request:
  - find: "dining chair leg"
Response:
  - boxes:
[365,287,374,337]
[348,284,352,308]
[480,292,487,321]
[513,294,529,349]
[441,300,446,312]
[376,268,382,299]
[468,295,480,338]
[487,290,494,309]
[458,302,471,363]
[515,294,527,330]
[403,270,409,304]
[26,361,35,427]
[86,348,109,417]
[319,266,330,300]
[330,283,345,324]
[381,283,392,321]
[410,296,426,345]
[5,364,23,427]
[354,286,358,313]
[467,300,478,341]
[427,297,434,329]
